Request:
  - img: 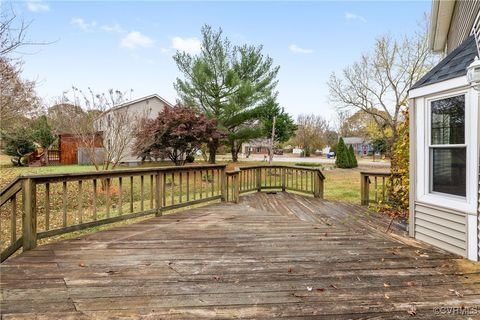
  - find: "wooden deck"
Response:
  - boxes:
[1,192,479,319]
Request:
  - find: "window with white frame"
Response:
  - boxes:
[429,94,466,197]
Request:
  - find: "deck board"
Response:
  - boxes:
[1,192,479,319]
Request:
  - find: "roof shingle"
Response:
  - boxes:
[411,35,477,90]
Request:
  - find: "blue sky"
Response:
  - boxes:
[14,0,430,123]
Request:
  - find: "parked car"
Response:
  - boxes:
[327,151,336,159]
[273,149,283,155]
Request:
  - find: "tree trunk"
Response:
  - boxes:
[230,141,239,162]
[44,148,49,166]
[208,139,218,164]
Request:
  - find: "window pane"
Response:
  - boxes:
[431,95,465,145]
[431,148,466,197]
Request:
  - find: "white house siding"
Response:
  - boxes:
[414,202,467,256]
[96,95,171,163]
[446,1,480,54]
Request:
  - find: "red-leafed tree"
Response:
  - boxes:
[134,106,225,166]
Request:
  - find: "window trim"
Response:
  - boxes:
[415,85,478,214]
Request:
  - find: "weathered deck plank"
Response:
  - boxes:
[1,192,479,319]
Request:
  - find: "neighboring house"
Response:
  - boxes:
[408,0,480,261]
[342,137,372,156]
[242,139,271,155]
[95,94,173,163]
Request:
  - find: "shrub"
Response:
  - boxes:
[185,154,195,163]
[348,145,358,168]
[335,138,350,168]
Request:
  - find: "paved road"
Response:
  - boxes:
[241,155,390,168]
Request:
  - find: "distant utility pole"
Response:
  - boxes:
[269,116,276,165]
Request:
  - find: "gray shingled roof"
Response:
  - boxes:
[411,35,477,90]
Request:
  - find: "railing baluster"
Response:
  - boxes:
[45,183,50,231]
[200,170,203,199]
[10,195,16,244]
[150,175,154,209]
[78,180,83,223]
[106,178,111,218]
[129,176,133,213]
[170,172,174,205]
[193,170,197,200]
[162,173,167,207]
[93,179,97,220]
[186,171,190,202]
[62,181,67,227]
[119,177,123,215]
[211,169,214,197]
[179,172,183,203]
[374,176,378,202]
[140,175,144,211]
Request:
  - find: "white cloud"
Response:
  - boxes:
[288,44,313,54]
[120,31,154,49]
[101,23,125,33]
[26,0,49,12]
[71,18,97,31]
[345,12,367,23]
[160,47,169,53]
[171,36,201,54]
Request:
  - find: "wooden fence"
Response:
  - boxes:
[0,164,324,262]
[360,171,390,205]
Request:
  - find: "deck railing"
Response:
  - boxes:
[360,171,390,205]
[0,164,324,262]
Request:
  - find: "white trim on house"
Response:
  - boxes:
[429,0,456,52]
[415,85,478,215]
[467,214,479,261]
[409,76,469,98]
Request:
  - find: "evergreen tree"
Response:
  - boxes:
[348,145,358,168]
[31,115,56,165]
[3,129,36,166]
[174,25,280,163]
[335,138,350,168]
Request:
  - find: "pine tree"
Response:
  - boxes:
[348,145,358,168]
[335,138,350,168]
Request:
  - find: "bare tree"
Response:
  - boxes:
[57,87,142,171]
[328,18,438,158]
[0,57,40,133]
[292,114,329,157]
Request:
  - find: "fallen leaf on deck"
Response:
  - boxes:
[384,294,390,299]
[406,281,416,287]
[288,268,293,273]
[407,305,417,316]
[329,284,338,289]
[383,282,391,288]
[316,288,325,292]
[78,263,85,267]
[307,286,313,291]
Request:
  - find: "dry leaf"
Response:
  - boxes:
[406,281,416,287]
[78,263,85,267]
[288,267,293,273]
[383,282,391,288]
[384,294,390,299]
[307,286,313,291]
[329,284,338,289]
[316,288,325,292]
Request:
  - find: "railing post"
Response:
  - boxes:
[314,171,323,198]
[22,178,37,251]
[156,172,164,216]
[281,167,286,192]
[256,168,262,192]
[360,173,370,205]
[221,168,227,202]
[233,172,240,203]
